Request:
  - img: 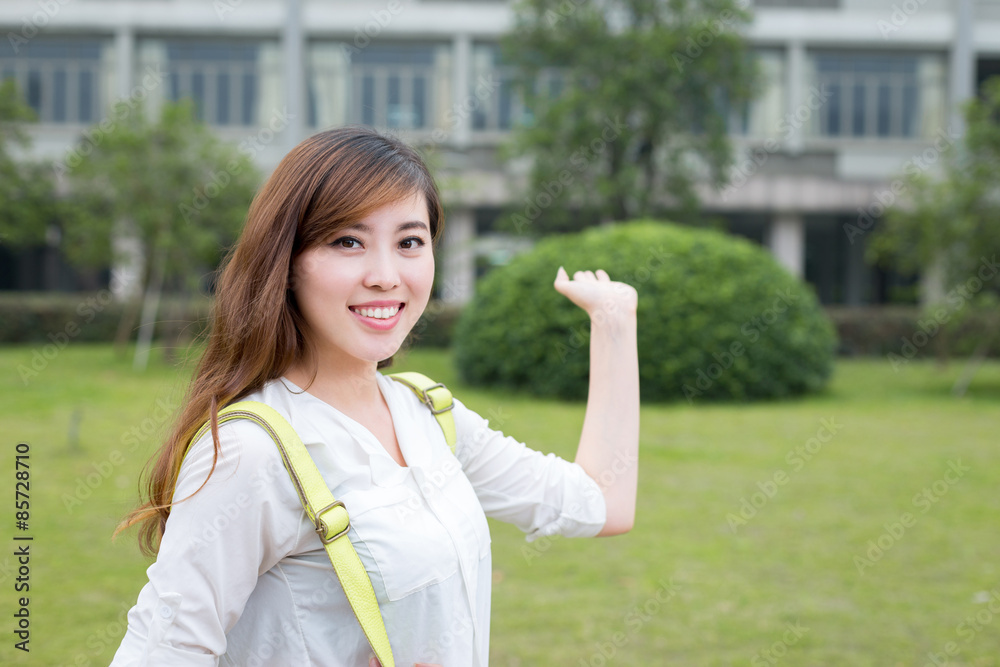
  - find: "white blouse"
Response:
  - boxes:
[111,373,606,666]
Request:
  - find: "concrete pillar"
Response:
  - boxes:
[844,227,867,306]
[767,213,804,279]
[785,40,805,154]
[115,25,134,99]
[283,0,305,151]
[949,0,975,136]
[112,26,144,301]
[440,207,476,304]
[450,33,472,149]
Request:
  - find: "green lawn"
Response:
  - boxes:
[1,343,998,666]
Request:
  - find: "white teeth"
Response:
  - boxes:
[352,306,399,319]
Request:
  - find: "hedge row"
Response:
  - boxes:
[1,293,995,359]
[0,292,463,350]
[0,292,211,345]
[827,306,1000,359]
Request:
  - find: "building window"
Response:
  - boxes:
[726,49,786,137]
[351,43,441,129]
[308,42,449,130]
[0,38,106,124]
[471,44,522,132]
[165,41,262,126]
[470,43,566,133]
[810,52,944,139]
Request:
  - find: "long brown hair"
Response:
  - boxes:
[118,127,444,554]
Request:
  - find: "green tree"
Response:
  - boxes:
[501,0,760,233]
[0,78,65,248]
[869,78,1000,393]
[66,99,262,369]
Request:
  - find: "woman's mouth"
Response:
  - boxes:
[349,305,401,320]
[348,303,404,330]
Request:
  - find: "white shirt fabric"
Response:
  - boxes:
[111,373,606,667]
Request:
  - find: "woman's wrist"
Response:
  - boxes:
[587,300,637,326]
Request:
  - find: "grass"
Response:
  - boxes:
[1,343,998,666]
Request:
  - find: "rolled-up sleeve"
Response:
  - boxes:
[111,419,301,666]
[452,398,606,541]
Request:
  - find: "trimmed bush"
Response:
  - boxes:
[453,221,838,402]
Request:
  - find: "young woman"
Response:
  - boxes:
[111,127,639,667]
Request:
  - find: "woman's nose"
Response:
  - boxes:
[362,248,401,290]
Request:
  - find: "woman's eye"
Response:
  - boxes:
[332,237,361,249]
[400,236,426,250]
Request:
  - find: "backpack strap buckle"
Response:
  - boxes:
[315,500,351,545]
[418,382,454,416]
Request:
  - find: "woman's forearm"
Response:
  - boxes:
[574,305,639,536]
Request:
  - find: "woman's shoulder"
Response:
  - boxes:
[184,379,304,468]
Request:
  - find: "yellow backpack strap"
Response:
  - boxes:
[387,372,456,454]
[191,401,396,667]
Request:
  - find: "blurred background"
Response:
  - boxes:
[2,1,999,665]
[1,0,997,312]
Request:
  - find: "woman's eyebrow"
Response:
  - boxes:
[344,221,429,234]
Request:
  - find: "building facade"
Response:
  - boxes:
[2,0,998,303]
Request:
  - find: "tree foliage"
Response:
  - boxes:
[869,79,1000,389]
[501,0,760,233]
[64,99,262,367]
[0,78,65,248]
[869,78,1000,294]
[65,99,261,290]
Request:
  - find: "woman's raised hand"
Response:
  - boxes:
[553,267,638,320]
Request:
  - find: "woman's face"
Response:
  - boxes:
[291,191,434,369]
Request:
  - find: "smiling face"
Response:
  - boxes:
[290,191,434,371]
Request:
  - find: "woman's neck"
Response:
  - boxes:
[284,353,382,415]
